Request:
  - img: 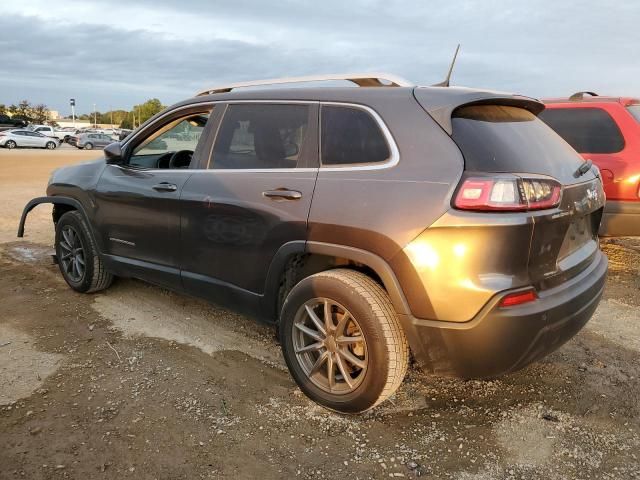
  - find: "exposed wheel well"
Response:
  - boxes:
[276,252,384,318]
[52,203,77,225]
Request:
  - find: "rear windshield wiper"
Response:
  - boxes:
[574,159,593,178]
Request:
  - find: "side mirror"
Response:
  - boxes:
[104,142,123,164]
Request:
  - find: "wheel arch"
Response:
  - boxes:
[17,196,100,250]
[261,241,411,323]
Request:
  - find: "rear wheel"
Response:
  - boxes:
[84,142,94,150]
[5,140,16,149]
[280,269,409,413]
[46,141,56,150]
[55,211,113,293]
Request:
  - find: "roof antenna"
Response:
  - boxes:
[433,44,460,87]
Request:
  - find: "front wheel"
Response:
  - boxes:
[84,142,94,150]
[46,141,56,150]
[55,211,113,293]
[280,269,409,414]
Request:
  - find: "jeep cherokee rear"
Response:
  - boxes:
[18,74,607,413]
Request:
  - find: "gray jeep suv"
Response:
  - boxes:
[19,74,608,413]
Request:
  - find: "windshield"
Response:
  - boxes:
[627,105,640,123]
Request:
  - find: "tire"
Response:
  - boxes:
[5,140,16,149]
[55,211,113,293]
[280,269,409,414]
[84,143,94,150]
[46,141,56,150]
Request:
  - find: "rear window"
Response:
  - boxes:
[321,105,390,166]
[212,104,310,170]
[538,107,624,154]
[627,105,640,123]
[451,105,583,177]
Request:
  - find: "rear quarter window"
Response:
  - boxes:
[320,105,390,166]
[627,105,640,123]
[538,107,625,154]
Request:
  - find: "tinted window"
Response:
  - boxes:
[451,105,584,177]
[321,106,390,165]
[627,105,640,123]
[211,104,309,170]
[538,107,624,154]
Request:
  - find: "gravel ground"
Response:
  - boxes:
[0,147,639,479]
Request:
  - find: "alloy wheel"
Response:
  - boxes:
[59,225,86,283]
[292,298,368,394]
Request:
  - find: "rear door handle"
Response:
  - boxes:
[152,182,178,192]
[262,189,302,200]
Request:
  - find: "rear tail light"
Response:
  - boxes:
[499,288,538,307]
[454,175,561,211]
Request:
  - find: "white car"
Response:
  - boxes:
[28,125,73,142]
[0,129,59,149]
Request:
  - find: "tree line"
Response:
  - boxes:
[0,101,51,124]
[0,98,165,129]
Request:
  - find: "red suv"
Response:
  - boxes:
[540,92,640,236]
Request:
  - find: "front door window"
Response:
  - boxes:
[128,110,212,169]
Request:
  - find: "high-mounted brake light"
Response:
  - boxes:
[454,176,561,211]
[499,289,538,307]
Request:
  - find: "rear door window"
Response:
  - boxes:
[211,103,311,170]
[451,105,584,180]
[320,105,390,166]
[538,107,625,154]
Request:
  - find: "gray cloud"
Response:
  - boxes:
[1,1,639,113]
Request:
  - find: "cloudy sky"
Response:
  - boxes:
[0,0,638,115]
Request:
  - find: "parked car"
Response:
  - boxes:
[540,92,640,236]
[28,125,74,143]
[19,73,608,413]
[76,133,114,150]
[118,129,133,141]
[0,129,59,149]
[0,114,28,131]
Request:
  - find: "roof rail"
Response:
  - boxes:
[195,72,414,96]
[569,91,598,101]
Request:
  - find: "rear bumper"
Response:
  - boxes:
[400,250,607,378]
[600,200,640,236]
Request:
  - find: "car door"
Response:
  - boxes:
[92,104,216,289]
[24,131,45,147]
[179,102,319,314]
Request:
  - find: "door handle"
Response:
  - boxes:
[152,182,178,192]
[262,189,302,200]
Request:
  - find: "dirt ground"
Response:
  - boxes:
[0,146,639,480]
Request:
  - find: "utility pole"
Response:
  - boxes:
[70,98,76,128]
[110,106,113,128]
[93,103,97,127]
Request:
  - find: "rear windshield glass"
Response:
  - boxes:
[627,105,640,123]
[451,105,584,176]
[538,107,624,154]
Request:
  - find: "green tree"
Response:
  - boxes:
[31,104,51,124]
[0,104,5,116]
[16,100,31,120]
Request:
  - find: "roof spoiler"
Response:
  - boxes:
[414,88,544,135]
